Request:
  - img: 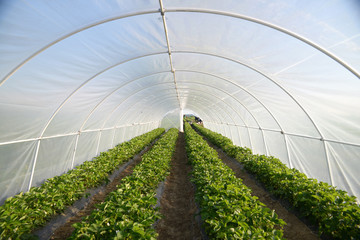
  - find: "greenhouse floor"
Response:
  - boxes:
[39,131,321,239]
[156,132,204,239]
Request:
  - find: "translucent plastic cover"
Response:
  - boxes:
[0,0,359,204]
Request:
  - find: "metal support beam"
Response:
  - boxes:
[159,0,182,110]
[28,140,41,191]
[166,9,360,79]
[70,132,80,169]
[181,89,253,149]
[179,108,184,132]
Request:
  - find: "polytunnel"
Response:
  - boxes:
[0,0,359,206]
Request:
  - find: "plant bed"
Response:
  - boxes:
[0,128,164,239]
[69,128,178,239]
[40,134,161,240]
[202,132,320,239]
[185,122,286,239]
[192,123,360,239]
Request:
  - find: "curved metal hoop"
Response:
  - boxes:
[166,8,360,79]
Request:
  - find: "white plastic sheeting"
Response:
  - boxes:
[0,0,359,204]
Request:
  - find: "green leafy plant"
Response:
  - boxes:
[0,128,165,239]
[193,123,360,239]
[185,122,285,239]
[69,128,179,239]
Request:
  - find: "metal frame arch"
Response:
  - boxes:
[176,69,292,161]
[78,70,172,131]
[176,69,283,131]
[29,79,176,189]
[182,107,224,135]
[177,82,261,129]
[114,95,178,123]
[179,87,255,149]
[99,82,178,131]
[110,93,225,136]
[182,97,236,140]
[96,94,179,155]
[186,94,237,123]
[159,0,181,110]
[183,88,255,149]
[173,50,323,138]
[110,120,159,149]
[165,8,360,79]
[182,105,223,129]
[113,91,228,132]
[185,103,228,137]
[185,99,244,144]
[3,6,357,88]
[40,52,169,137]
[173,51,331,181]
[16,2,346,189]
[0,10,162,87]
[181,88,249,130]
[96,93,176,159]
[126,103,177,129]
[115,95,179,127]
[116,89,239,137]
[178,83,270,154]
[184,97,240,143]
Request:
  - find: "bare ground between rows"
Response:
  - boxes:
[201,136,320,240]
[32,136,161,240]
[156,132,204,240]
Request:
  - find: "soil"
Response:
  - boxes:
[204,138,320,240]
[156,132,204,240]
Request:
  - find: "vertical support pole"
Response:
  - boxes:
[71,132,80,169]
[121,127,126,142]
[179,108,184,132]
[215,123,221,134]
[261,129,269,156]
[135,124,140,137]
[28,139,41,191]
[247,126,253,151]
[221,124,227,138]
[323,140,333,185]
[139,124,142,135]
[283,134,293,168]
[95,130,102,156]
[237,126,243,146]
[227,123,234,144]
[111,127,117,148]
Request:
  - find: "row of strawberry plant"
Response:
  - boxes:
[69,128,179,239]
[184,122,286,239]
[192,123,360,239]
[0,128,165,239]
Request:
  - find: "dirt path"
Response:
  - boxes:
[206,140,320,240]
[156,132,203,240]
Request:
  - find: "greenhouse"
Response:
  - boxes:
[0,0,359,239]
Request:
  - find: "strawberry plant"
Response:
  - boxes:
[193,123,360,239]
[70,128,179,239]
[185,122,285,239]
[0,128,164,239]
